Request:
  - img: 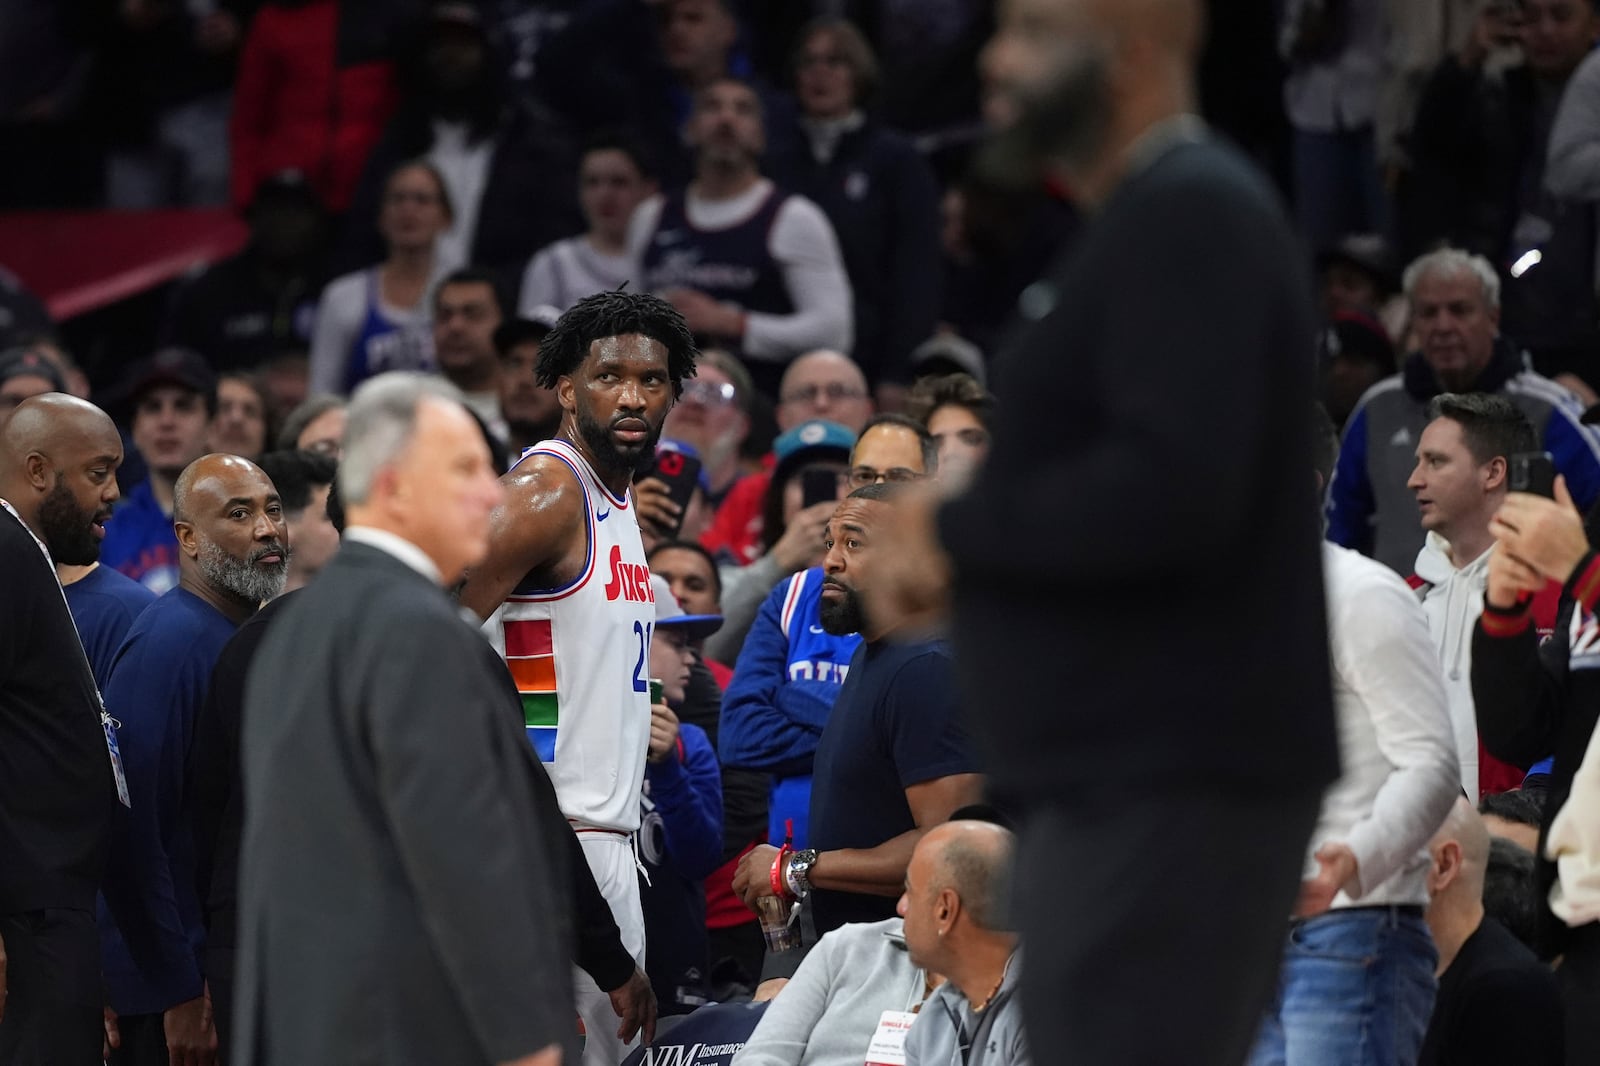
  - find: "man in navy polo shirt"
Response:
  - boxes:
[732,483,983,936]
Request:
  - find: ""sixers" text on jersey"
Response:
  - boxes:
[603,543,655,604]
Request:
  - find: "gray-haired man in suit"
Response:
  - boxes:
[236,373,572,1066]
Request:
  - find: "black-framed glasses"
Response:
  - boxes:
[847,467,925,489]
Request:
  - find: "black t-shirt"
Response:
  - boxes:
[0,506,114,914]
[808,636,978,934]
[1419,916,1564,1065]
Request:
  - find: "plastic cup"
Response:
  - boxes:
[756,895,799,952]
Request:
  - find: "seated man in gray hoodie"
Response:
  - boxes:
[900,820,1027,1066]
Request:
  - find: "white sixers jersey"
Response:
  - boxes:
[483,438,655,832]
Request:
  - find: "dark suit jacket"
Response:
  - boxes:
[938,134,1339,801]
[235,542,575,1066]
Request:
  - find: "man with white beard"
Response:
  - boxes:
[99,453,290,1065]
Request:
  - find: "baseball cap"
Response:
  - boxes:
[0,347,67,393]
[909,334,987,387]
[118,347,218,411]
[1316,234,1397,294]
[494,311,559,356]
[1318,311,1396,372]
[651,573,723,640]
[771,419,856,483]
[249,169,324,214]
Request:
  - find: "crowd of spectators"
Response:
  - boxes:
[14,1,1600,1065]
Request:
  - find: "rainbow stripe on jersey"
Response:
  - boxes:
[504,617,559,760]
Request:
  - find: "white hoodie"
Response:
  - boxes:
[1414,531,1492,797]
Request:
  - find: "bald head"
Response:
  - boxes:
[778,350,872,432]
[923,821,1015,931]
[1432,796,1492,890]
[0,393,120,474]
[0,394,125,563]
[173,453,276,524]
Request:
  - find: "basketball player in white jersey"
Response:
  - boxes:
[460,290,698,1064]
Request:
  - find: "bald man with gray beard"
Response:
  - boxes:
[99,454,288,1066]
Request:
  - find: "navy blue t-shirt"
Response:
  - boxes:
[64,563,158,689]
[99,587,241,1015]
[808,636,978,934]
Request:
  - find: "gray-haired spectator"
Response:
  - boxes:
[1326,247,1600,574]
[899,821,1028,1066]
[276,395,347,457]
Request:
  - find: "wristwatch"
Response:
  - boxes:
[786,848,819,899]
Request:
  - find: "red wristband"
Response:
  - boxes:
[770,844,793,901]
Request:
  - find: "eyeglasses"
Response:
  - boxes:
[781,383,868,405]
[680,379,738,407]
[848,467,925,488]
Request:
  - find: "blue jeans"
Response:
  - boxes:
[1292,126,1389,252]
[1249,906,1438,1066]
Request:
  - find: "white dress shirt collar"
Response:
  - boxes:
[344,526,443,586]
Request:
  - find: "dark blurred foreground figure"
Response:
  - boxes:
[911,1,1339,1063]
[235,374,572,1066]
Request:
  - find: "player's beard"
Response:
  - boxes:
[575,402,664,477]
[199,537,290,605]
[977,37,1114,190]
[38,476,105,566]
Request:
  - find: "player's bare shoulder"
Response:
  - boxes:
[502,450,589,527]
[459,449,591,619]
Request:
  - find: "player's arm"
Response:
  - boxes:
[459,460,587,621]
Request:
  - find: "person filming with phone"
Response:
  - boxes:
[1474,429,1600,1059]
[1407,393,1549,798]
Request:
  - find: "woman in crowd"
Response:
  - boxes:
[308,159,452,395]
